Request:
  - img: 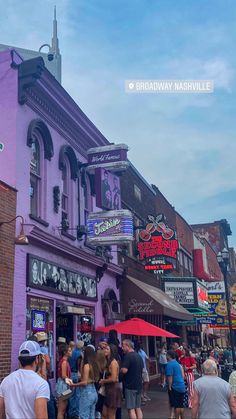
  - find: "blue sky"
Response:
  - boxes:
[1,0,236,247]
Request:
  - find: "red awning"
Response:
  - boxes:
[193,249,212,281]
[96,318,178,337]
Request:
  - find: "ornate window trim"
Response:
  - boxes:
[59,145,78,180]
[27,119,54,161]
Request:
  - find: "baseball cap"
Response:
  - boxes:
[99,336,108,343]
[87,344,96,351]
[19,340,43,357]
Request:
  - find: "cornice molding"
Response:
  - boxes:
[18,60,109,154]
[28,226,123,276]
[18,57,45,105]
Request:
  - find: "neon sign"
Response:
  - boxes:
[87,209,133,245]
[137,214,178,274]
[137,236,178,260]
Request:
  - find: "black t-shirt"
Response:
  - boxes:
[122,351,143,390]
[200,350,209,362]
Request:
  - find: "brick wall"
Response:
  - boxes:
[120,165,156,222]
[0,181,17,379]
[176,212,194,254]
[203,238,222,281]
[151,185,176,229]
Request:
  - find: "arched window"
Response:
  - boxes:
[59,145,78,234]
[83,174,92,225]
[27,119,53,222]
[61,158,70,229]
[30,137,41,217]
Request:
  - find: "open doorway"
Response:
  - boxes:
[56,312,74,343]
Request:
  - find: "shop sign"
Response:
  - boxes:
[164,277,208,311]
[196,284,236,326]
[87,144,129,172]
[197,282,209,310]
[137,214,178,274]
[164,282,194,305]
[176,319,197,326]
[31,310,46,331]
[27,254,97,300]
[95,168,121,210]
[206,281,225,292]
[86,209,133,245]
[77,315,93,345]
[144,259,174,274]
[128,298,155,313]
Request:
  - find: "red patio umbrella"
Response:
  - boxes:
[96,317,178,337]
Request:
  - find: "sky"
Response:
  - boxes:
[1,0,235,247]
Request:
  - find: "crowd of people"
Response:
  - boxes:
[0,331,149,419]
[2,334,236,419]
[158,341,236,419]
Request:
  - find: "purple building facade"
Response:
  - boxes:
[0,49,123,376]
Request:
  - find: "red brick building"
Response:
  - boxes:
[176,212,194,277]
[0,180,17,379]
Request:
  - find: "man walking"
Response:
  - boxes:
[165,350,185,419]
[192,359,236,419]
[0,340,50,419]
[121,339,143,419]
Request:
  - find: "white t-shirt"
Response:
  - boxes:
[0,369,50,419]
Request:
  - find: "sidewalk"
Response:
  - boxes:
[122,386,191,419]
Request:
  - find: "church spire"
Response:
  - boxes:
[51,5,59,56]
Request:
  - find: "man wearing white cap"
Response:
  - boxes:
[0,340,50,419]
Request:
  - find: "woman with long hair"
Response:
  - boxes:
[96,350,108,419]
[180,347,196,408]
[100,344,122,419]
[74,346,100,419]
[56,343,72,419]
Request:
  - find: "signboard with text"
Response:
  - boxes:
[137,214,178,274]
[164,277,209,311]
[196,282,236,326]
[87,144,129,172]
[164,282,195,305]
[86,209,133,245]
[27,254,97,300]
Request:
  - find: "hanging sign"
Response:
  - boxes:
[95,168,121,210]
[86,209,133,245]
[196,283,236,326]
[137,214,178,274]
[87,144,129,172]
[163,277,209,311]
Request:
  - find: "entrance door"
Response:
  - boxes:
[56,314,74,343]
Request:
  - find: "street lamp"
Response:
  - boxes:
[217,248,236,366]
[0,216,29,245]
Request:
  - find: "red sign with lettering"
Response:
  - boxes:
[137,214,178,274]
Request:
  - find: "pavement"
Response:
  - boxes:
[122,385,192,419]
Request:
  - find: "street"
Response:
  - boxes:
[122,386,191,419]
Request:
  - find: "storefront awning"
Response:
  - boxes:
[124,276,193,321]
[193,249,211,281]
